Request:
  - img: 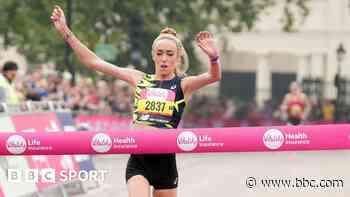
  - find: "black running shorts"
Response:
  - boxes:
[125,153,178,189]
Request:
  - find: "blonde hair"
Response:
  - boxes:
[152,27,189,76]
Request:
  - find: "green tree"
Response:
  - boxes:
[0,0,311,75]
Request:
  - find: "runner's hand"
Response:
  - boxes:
[196,31,219,60]
[51,5,69,37]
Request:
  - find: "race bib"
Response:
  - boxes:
[137,88,175,116]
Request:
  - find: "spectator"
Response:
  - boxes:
[25,69,48,101]
[0,61,19,105]
[322,99,335,122]
[280,81,311,125]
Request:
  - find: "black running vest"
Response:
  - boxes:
[133,74,186,129]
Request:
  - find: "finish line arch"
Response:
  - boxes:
[3,124,350,155]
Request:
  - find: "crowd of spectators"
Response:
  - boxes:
[1,64,341,127]
[13,66,134,116]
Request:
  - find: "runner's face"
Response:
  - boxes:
[290,83,300,94]
[152,39,179,76]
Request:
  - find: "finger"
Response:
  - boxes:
[196,33,201,42]
[58,6,64,15]
[52,14,59,20]
[50,13,57,19]
[53,7,59,15]
[200,31,206,38]
[197,42,205,51]
[54,5,62,11]
[56,8,62,15]
[53,9,59,17]
[51,13,58,20]
[204,31,210,39]
[198,42,209,52]
[200,43,208,51]
[196,32,202,42]
[53,7,60,15]
[206,32,212,39]
[198,32,205,41]
[201,31,207,39]
[208,32,213,39]
[196,37,203,45]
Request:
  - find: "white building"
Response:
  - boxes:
[220,0,350,107]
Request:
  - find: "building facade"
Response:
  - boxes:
[220,0,350,108]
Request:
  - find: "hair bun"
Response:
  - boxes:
[160,27,177,37]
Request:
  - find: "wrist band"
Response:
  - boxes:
[210,56,219,64]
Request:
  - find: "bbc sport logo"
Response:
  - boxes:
[6,135,27,155]
[7,169,108,184]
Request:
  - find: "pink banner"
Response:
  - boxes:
[1,124,350,155]
[10,113,80,191]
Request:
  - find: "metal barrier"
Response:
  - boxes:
[0,101,69,114]
[0,102,97,197]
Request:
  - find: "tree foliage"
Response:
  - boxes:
[0,0,311,74]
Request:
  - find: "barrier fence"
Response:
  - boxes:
[0,102,96,197]
[0,102,349,197]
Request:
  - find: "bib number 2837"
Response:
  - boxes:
[137,88,175,116]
